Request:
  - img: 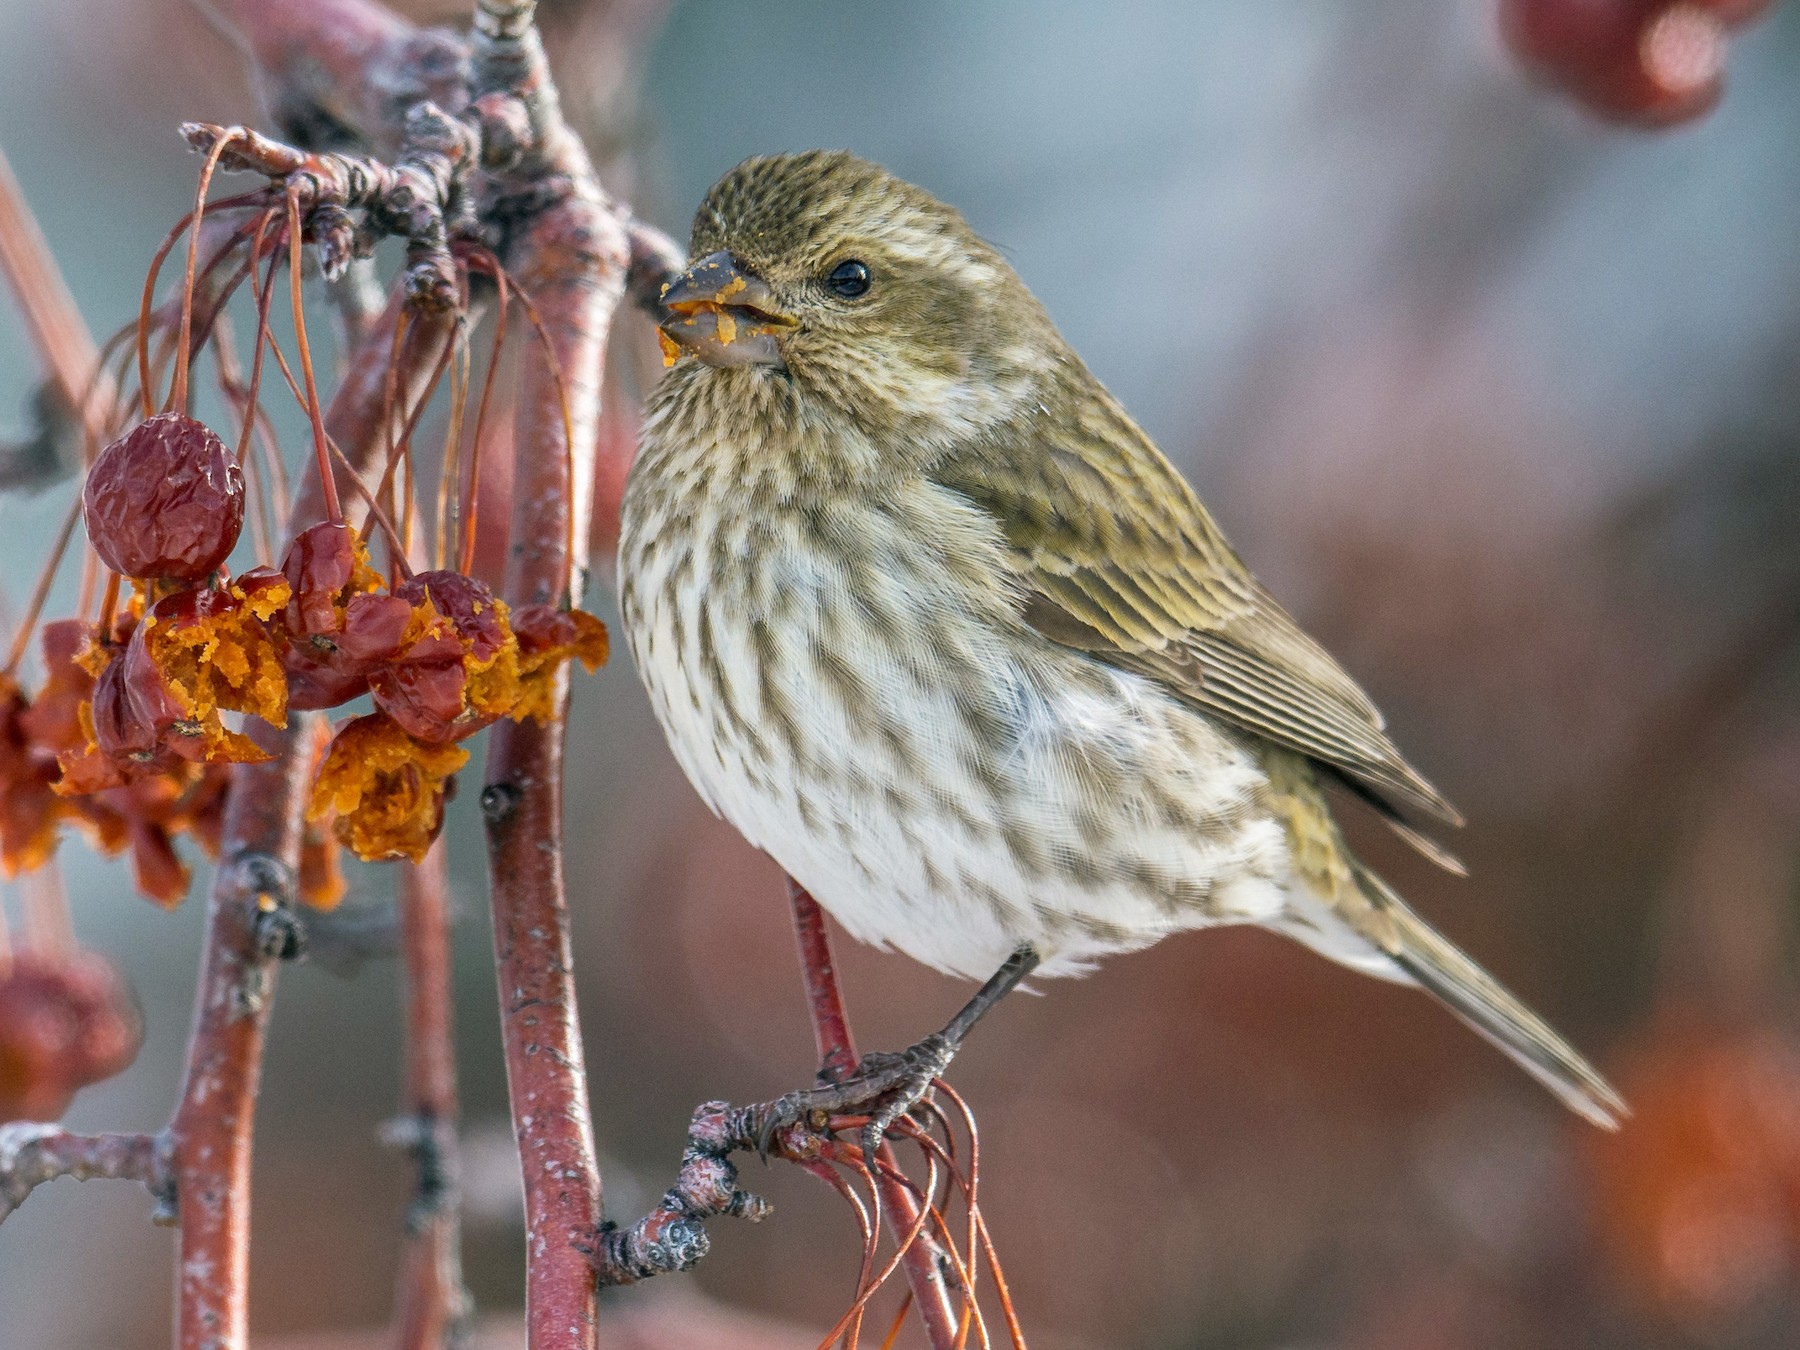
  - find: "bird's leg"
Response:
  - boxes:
[757,945,1040,1160]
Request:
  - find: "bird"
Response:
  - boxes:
[617,150,1625,1140]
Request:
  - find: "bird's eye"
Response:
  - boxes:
[825,259,871,299]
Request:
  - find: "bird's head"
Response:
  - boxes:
[658,151,1058,444]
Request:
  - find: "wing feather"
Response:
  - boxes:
[931,384,1463,834]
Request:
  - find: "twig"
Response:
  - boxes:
[389,841,473,1350]
[623,218,683,318]
[0,1126,162,1223]
[0,143,105,438]
[593,1103,778,1285]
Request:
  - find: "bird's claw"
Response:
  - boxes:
[751,1033,956,1163]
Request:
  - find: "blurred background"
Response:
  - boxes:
[2,0,1799,1346]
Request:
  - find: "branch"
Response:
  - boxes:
[786,883,963,1348]
[199,0,470,156]
[0,1125,162,1223]
[181,112,478,310]
[471,9,629,1350]
[166,739,309,1350]
[388,842,473,1350]
[624,218,682,318]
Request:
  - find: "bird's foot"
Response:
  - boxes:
[755,1032,956,1165]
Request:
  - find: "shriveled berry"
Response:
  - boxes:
[369,571,520,743]
[280,591,414,711]
[511,605,609,723]
[280,520,381,638]
[83,413,245,581]
[90,654,170,768]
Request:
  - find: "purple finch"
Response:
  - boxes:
[619,151,1623,1135]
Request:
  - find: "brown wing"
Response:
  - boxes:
[930,385,1463,832]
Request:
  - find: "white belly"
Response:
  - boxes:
[618,482,1296,982]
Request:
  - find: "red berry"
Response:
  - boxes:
[90,654,170,768]
[0,952,141,1123]
[281,520,362,637]
[83,413,245,581]
[280,591,415,711]
[1501,0,1727,125]
[369,571,514,743]
[1692,0,1773,25]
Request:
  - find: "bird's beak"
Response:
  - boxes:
[658,251,796,369]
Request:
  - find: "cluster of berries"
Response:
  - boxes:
[1,410,606,911]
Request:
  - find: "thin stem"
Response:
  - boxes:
[133,192,267,421]
[495,264,578,603]
[287,188,341,522]
[379,310,412,571]
[818,1145,939,1350]
[2,491,83,677]
[434,319,472,571]
[169,130,240,414]
[234,214,281,476]
[136,214,190,420]
[373,323,457,518]
[326,435,413,575]
[460,265,510,575]
[211,328,277,568]
[94,571,120,640]
[255,313,412,567]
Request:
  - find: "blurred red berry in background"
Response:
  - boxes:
[1585,1012,1800,1324]
[1498,0,1753,125]
[0,951,142,1124]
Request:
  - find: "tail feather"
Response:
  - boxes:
[1353,863,1627,1130]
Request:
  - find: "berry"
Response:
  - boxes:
[1501,0,1728,125]
[0,952,142,1124]
[83,413,245,581]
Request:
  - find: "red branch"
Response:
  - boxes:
[390,842,471,1350]
[0,144,102,429]
[166,721,309,1350]
[478,169,628,1350]
[787,882,963,1348]
[206,0,469,156]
